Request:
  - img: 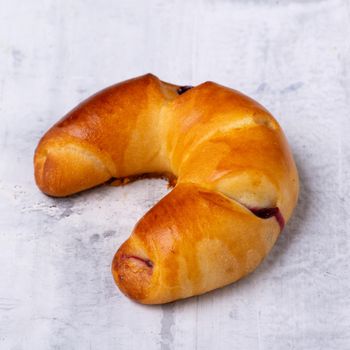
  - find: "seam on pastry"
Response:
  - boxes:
[171,116,267,172]
[59,144,113,175]
[122,254,154,268]
[222,191,285,230]
[50,132,117,176]
[181,182,285,231]
[158,103,175,172]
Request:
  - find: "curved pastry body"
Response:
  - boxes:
[34,74,299,304]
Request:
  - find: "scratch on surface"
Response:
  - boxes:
[160,303,175,350]
[256,309,262,350]
[280,82,303,94]
[255,82,268,94]
[76,87,88,94]
[33,316,78,331]
[20,198,75,219]
[58,199,75,218]
[89,233,100,243]
[103,230,115,238]
[11,48,25,68]
[0,298,20,311]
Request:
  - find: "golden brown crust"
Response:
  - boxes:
[34,74,299,303]
[112,184,281,304]
[34,74,178,196]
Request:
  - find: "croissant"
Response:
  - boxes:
[34,74,299,304]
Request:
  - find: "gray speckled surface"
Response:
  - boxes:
[1,0,350,349]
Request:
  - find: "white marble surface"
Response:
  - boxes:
[1,0,350,349]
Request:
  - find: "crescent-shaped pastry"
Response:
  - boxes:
[34,74,299,304]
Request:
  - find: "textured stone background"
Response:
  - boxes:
[0,0,349,349]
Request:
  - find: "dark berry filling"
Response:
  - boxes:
[125,255,154,268]
[249,207,285,230]
[177,85,193,95]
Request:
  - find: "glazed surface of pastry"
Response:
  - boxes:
[34,74,299,304]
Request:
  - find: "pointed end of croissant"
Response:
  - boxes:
[34,138,112,197]
[112,243,154,304]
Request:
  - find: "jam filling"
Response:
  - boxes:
[124,255,154,268]
[249,207,285,230]
[177,85,193,95]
